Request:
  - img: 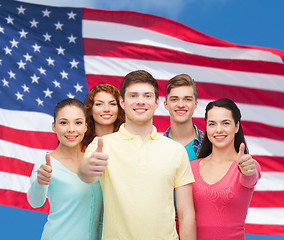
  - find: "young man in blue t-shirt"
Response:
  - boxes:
[164,74,204,160]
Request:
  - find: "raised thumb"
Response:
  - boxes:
[46,152,51,166]
[237,142,245,162]
[96,137,103,153]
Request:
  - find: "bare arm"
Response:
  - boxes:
[175,183,196,240]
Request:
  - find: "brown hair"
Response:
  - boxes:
[199,98,248,158]
[81,83,125,151]
[165,74,197,100]
[120,70,159,100]
[54,98,86,122]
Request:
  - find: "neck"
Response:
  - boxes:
[53,144,83,162]
[95,124,115,137]
[169,120,195,145]
[209,145,238,162]
[124,120,153,141]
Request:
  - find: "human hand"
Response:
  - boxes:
[237,143,256,176]
[85,137,108,178]
[37,153,52,185]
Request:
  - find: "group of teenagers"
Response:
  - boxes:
[27,70,261,240]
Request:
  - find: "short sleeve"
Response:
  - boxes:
[174,146,195,188]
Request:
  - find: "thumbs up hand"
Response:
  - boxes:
[237,143,256,176]
[78,137,108,183]
[37,153,53,185]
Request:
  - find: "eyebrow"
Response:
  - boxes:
[127,91,154,95]
[95,99,116,102]
[169,95,194,98]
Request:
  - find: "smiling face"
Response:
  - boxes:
[92,91,119,128]
[52,105,87,148]
[206,106,239,151]
[120,82,159,126]
[164,86,197,124]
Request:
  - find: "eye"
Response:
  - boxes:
[95,103,102,106]
[208,122,215,126]
[224,121,230,126]
[185,98,192,102]
[59,121,67,125]
[170,98,177,102]
[110,102,117,106]
[76,121,83,125]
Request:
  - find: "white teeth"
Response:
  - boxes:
[66,136,76,139]
[215,136,225,139]
[135,109,146,112]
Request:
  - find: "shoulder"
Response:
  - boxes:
[190,158,201,169]
[157,134,184,149]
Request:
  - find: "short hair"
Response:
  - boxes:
[199,98,248,158]
[165,74,197,100]
[120,70,159,100]
[54,98,85,122]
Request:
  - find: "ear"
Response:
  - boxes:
[235,121,240,133]
[84,123,88,133]
[52,122,56,133]
[164,99,168,110]
[155,97,160,110]
[119,96,125,110]
[194,99,198,110]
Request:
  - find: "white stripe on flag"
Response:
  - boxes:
[246,208,284,225]
[0,171,30,193]
[82,20,283,63]
[255,172,284,191]
[84,56,284,92]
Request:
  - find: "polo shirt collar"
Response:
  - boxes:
[119,123,159,140]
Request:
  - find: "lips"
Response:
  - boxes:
[100,114,112,119]
[134,108,147,113]
[65,135,78,141]
[175,109,187,115]
[214,135,226,140]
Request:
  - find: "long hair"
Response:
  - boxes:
[81,83,125,151]
[199,98,248,158]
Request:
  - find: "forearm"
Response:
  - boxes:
[179,213,196,240]
[240,161,261,188]
[27,174,48,208]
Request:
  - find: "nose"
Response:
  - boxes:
[177,99,185,107]
[68,123,75,132]
[136,95,144,105]
[104,104,110,112]
[216,124,223,132]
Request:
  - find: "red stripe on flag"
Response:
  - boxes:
[82,9,254,48]
[83,38,284,75]
[0,189,49,213]
[86,74,284,109]
[82,8,284,64]
[0,156,33,177]
[245,223,284,235]
[250,191,284,207]
[253,156,284,172]
[0,125,58,150]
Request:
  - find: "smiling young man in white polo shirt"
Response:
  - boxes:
[78,70,196,240]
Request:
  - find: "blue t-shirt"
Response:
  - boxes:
[27,155,103,240]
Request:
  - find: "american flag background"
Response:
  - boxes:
[0,0,283,238]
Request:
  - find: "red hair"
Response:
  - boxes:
[80,83,125,152]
